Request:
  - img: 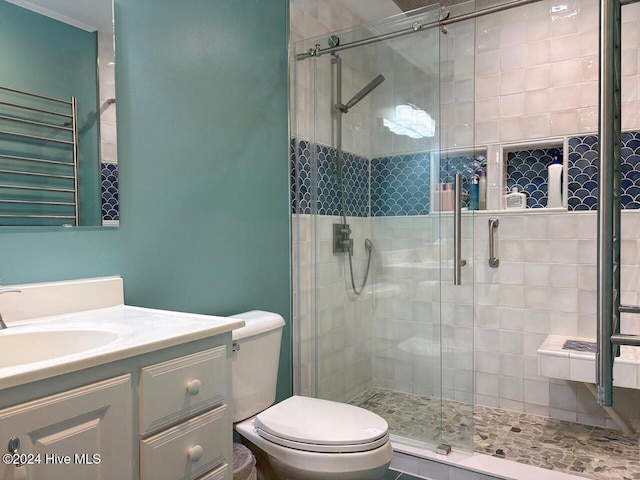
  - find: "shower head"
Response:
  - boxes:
[340,74,385,114]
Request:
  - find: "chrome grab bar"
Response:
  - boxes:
[453,173,466,286]
[488,218,499,268]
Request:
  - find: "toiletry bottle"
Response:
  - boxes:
[479,170,487,210]
[547,150,562,208]
[441,183,454,211]
[505,186,527,209]
[469,177,479,210]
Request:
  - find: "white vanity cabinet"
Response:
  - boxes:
[0,340,234,480]
[0,278,241,480]
[0,375,133,480]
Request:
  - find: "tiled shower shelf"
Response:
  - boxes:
[469,207,567,215]
[375,208,569,218]
[537,335,640,389]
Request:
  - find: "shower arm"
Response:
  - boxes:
[336,74,386,114]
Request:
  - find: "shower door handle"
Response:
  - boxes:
[454,173,467,286]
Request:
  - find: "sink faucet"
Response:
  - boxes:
[0,288,22,329]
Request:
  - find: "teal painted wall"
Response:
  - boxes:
[0,0,291,400]
[115,0,291,399]
[0,1,100,225]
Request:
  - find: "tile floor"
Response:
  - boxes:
[350,388,640,480]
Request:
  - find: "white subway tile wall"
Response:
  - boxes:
[294,214,375,402]
[476,0,640,144]
[371,211,640,428]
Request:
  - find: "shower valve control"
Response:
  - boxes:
[333,223,353,254]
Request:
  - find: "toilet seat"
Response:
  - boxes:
[254,396,389,454]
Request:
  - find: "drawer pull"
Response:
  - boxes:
[187,379,202,396]
[188,444,203,463]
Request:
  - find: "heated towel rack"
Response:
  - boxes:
[595,0,640,406]
[0,85,79,226]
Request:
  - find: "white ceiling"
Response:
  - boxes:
[5,0,113,35]
[340,0,402,22]
[7,0,394,37]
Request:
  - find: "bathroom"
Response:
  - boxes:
[0,0,637,479]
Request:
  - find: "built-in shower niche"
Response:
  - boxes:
[501,140,567,211]
[436,148,487,212]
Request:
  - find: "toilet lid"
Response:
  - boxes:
[254,396,389,453]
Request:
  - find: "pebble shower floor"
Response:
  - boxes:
[349,388,640,480]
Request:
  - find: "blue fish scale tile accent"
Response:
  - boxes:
[318,146,369,217]
[290,132,640,217]
[506,148,560,209]
[290,139,314,214]
[316,145,341,215]
[100,162,119,221]
[291,140,369,217]
[621,131,640,209]
[290,138,297,212]
[370,153,431,216]
[568,135,599,211]
[568,132,640,210]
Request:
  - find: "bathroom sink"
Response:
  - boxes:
[0,329,119,368]
[0,280,244,390]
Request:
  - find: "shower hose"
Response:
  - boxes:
[339,167,373,296]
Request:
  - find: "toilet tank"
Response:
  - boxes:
[229,310,285,422]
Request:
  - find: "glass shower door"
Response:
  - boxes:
[363,8,447,450]
[290,3,476,454]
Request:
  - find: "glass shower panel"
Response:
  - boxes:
[293,26,381,405]
[437,2,476,452]
[362,8,445,450]
[291,37,317,400]
[291,5,475,454]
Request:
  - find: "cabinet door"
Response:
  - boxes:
[0,375,133,480]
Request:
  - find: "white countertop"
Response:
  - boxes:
[0,305,244,390]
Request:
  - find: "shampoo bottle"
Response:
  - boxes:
[441,183,454,211]
[479,170,487,210]
[469,177,479,210]
[505,186,527,210]
[547,151,563,208]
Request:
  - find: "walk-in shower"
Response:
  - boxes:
[291,0,640,478]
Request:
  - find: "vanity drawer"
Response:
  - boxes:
[139,346,227,435]
[197,463,229,480]
[140,405,229,480]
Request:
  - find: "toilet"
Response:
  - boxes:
[230,311,393,480]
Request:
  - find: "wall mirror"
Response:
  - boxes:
[0,0,118,227]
